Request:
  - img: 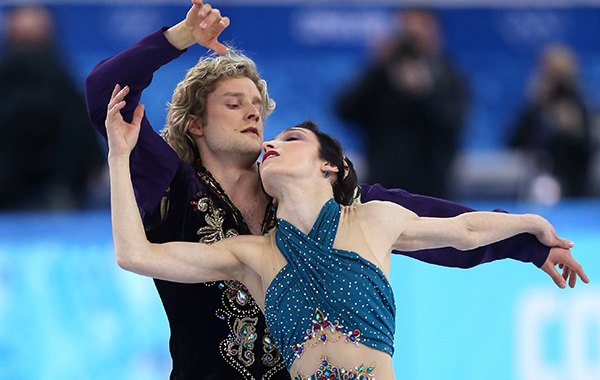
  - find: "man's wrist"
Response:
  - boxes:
[163,21,196,51]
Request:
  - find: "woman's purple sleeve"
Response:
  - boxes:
[359,183,550,268]
[85,28,184,219]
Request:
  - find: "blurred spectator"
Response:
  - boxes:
[510,44,594,199]
[0,6,106,210]
[336,7,468,199]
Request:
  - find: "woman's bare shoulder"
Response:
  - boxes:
[352,200,414,220]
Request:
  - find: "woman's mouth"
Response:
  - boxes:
[261,150,279,163]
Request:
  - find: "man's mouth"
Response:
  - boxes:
[242,126,259,135]
[261,150,279,163]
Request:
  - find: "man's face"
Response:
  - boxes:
[199,76,265,160]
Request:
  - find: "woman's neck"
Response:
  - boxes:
[274,183,334,235]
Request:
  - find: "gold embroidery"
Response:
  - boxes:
[193,166,285,378]
[226,317,258,366]
[215,280,261,378]
[262,329,281,367]
[218,339,256,380]
[194,197,239,244]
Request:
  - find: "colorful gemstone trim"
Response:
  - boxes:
[292,308,361,359]
[294,356,376,380]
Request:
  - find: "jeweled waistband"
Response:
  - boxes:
[293,356,376,380]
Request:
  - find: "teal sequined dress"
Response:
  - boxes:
[264,199,396,371]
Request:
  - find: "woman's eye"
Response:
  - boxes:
[286,136,298,141]
[227,104,240,108]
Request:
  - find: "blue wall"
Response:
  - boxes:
[2,4,599,155]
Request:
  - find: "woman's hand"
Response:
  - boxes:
[106,84,144,159]
[530,214,574,249]
[529,214,589,289]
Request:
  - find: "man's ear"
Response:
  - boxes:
[187,115,204,137]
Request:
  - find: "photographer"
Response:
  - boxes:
[337,8,468,199]
[510,44,594,198]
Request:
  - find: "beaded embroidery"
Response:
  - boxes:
[292,308,361,358]
[262,329,282,367]
[190,164,285,379]
[294,356,376,380]
[226,317,258,366]
[192,196,239,244]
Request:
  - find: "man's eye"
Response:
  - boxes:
[286,136,298,141]
[227,104,240,108]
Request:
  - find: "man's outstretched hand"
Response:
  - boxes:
[541,247,590,289]
[164,0,230,54]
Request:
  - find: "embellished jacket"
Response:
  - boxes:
[84,27,550,380]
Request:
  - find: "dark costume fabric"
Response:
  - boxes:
[85,27,549,380]
[266,199,395,370]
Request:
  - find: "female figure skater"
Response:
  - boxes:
[107,87,585,379]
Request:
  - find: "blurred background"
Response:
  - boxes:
[0,0,598,379]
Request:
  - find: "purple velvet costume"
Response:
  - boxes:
[85,28,549,380]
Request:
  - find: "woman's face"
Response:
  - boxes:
[259,127,325,192]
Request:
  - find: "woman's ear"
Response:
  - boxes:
[322,162,339,178]
[187,115,204,137]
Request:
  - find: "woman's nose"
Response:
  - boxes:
[262,140,275,151]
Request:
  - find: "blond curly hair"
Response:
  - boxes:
[161,48,275,164]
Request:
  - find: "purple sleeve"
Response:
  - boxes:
[359,183,550,268]
[85,28,184,219]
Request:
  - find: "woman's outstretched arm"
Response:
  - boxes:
[395,210,568,252]
[106,85,248,284]
[359,184,585,288]
[361,201,589,287]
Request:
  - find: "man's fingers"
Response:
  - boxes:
[209,41,227,56]
[191,0,204,16]
[207,15,230,55]
[544,247,590,289]
[199,3,213,24]
[563,254,590,285]
[568,268,578,288]
[574,263,590,284]
[219,16,230,29]
[544,264,567,289]
[200,7,221,29]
